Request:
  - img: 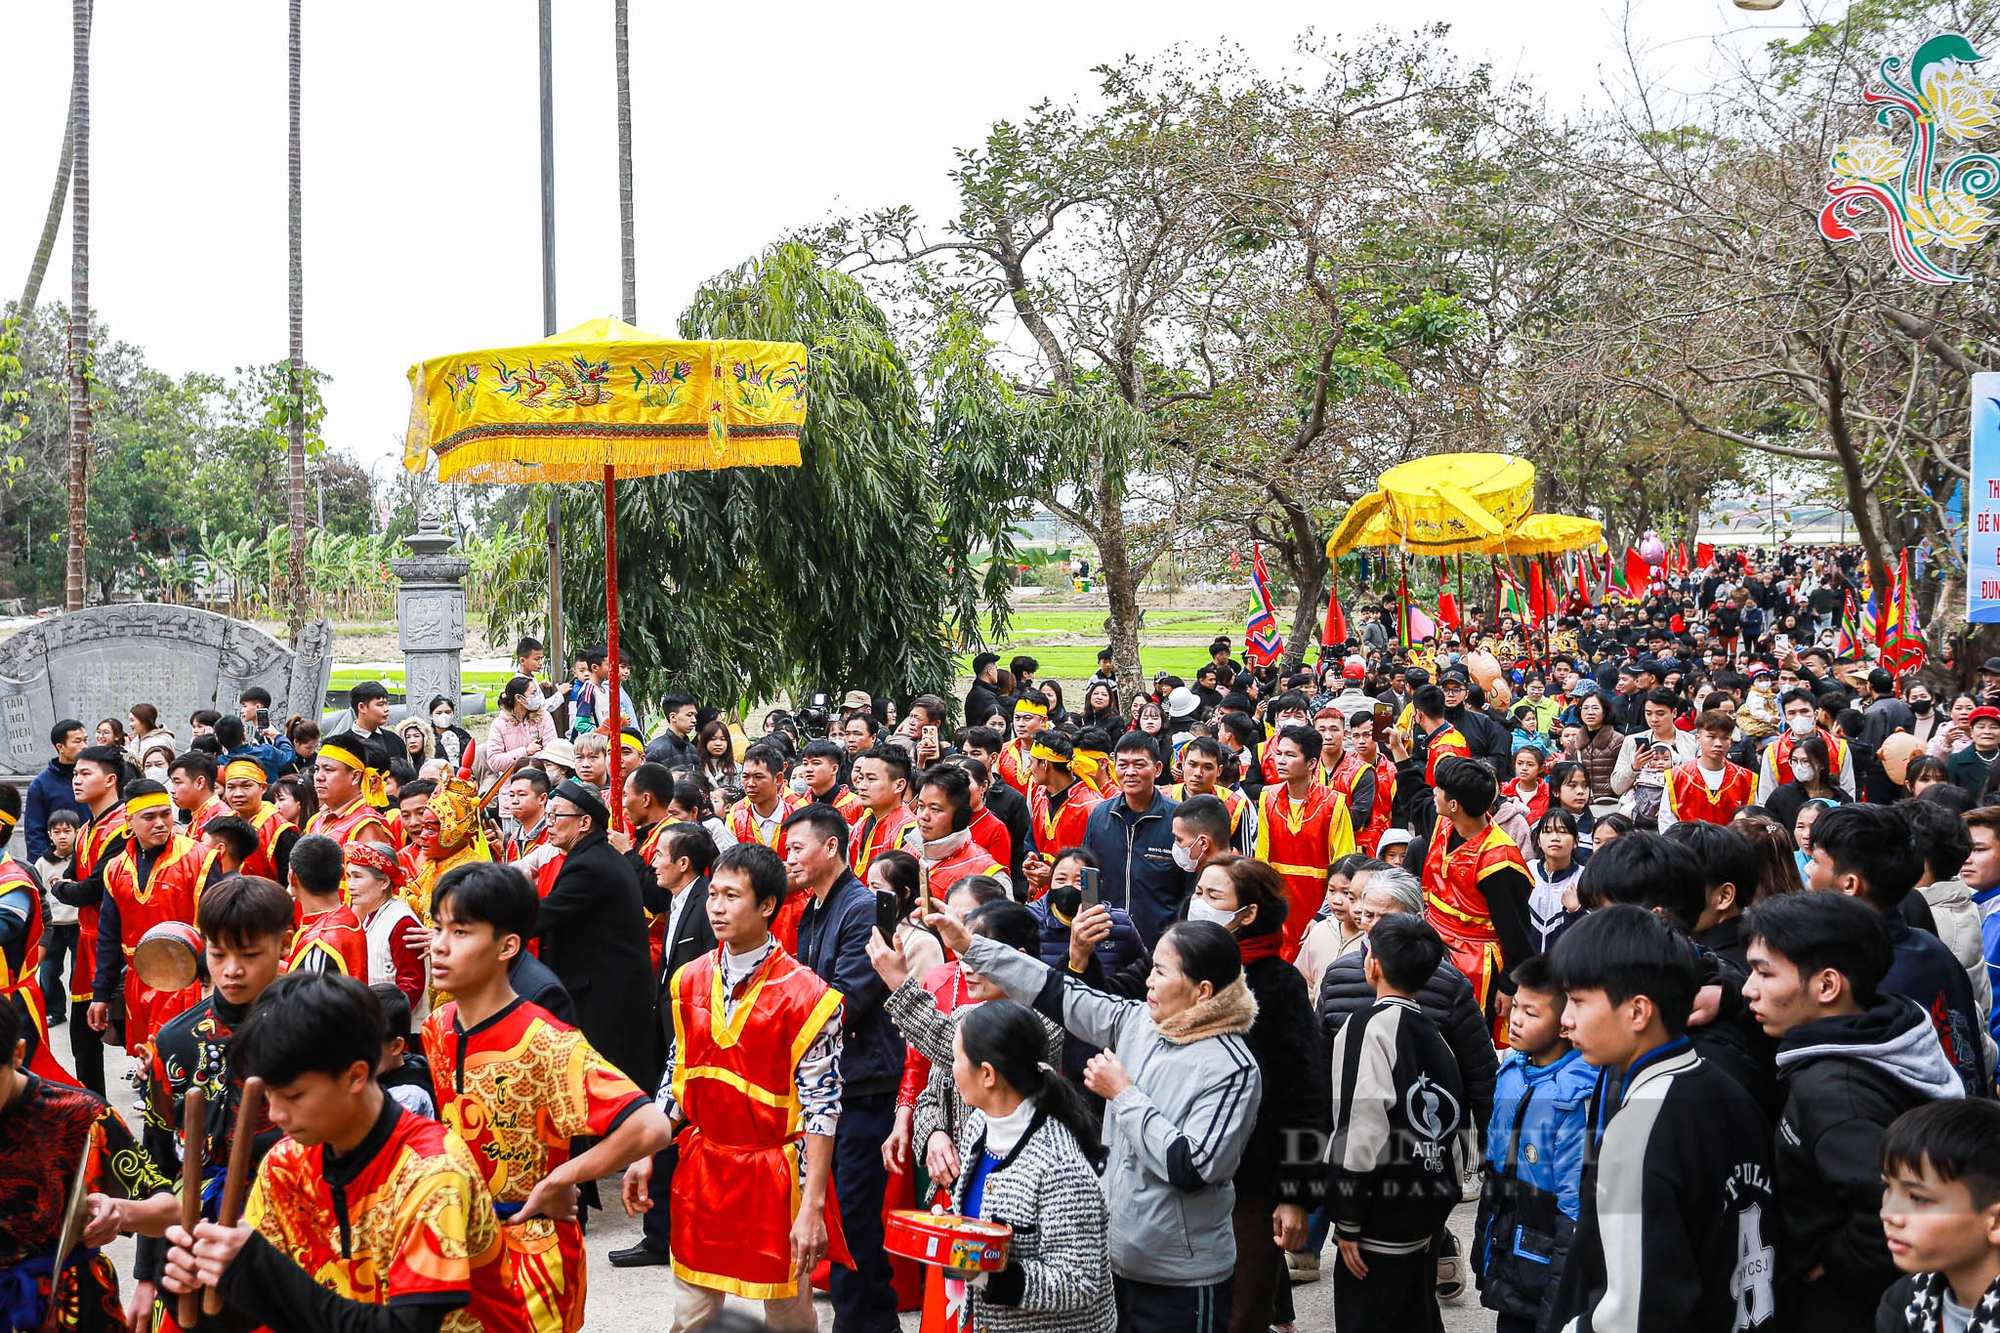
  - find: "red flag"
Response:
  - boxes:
[1322,585,1349,647]
[1674,543,1688,576]
[1527,562,1549,624]
[1696,541,1715,570]
[1438,592,1462,628]
[1577,554,1595,604]
[1624,547,1651,594]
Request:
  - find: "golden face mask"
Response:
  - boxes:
[427,777,482,851]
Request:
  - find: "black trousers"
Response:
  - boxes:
[1115,1275,1232,1333]
[829,1092,897,1333]
[1331,1246,1441,1333]
[68,997,104,1096]
[638,1141,677,1253]
[40,923,75,1016]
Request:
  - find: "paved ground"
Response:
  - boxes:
[69,1023,1494,1331]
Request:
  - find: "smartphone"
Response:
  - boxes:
[923,725,939,750]
[875,889,900,943]
[1079,866,1100,912]
[1374,702,1392,720]
[255,707,270,730]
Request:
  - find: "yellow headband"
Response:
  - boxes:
[1028,742,1069,767]
[1070,748,1106,781]
[224,759,268,785]
[125,791,172,815]
[1013,698,1048,718]
[0,809,16,832]
[319,743,365,772]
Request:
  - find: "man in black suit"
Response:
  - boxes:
[609,821,719,1268]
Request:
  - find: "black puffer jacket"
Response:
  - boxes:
[1776,994,1963,1331]
[1318,945,1499,1135]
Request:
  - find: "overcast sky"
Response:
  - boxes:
[3,2,1801,482]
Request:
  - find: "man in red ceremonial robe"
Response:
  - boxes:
[283,834,370,978]
[1167,736,1256,854]
[994,696,1048,795]
[167,752,230,842]
[730,744,808,852]
[0,785,76,1086]
[1662,710,1756,831]
[1253,725,1356,961]
[305,731,396,851]
[848,747,921,878]
[1022,732,1101,899]
[623,841,848,1333]
[48,744,131,1096]
[426,862,672,1333]
[1420,755,1534,1039]
[1412,685,1471,787]
[912,765,1010,901]
[1317,708,1378,847]
[798,739,868,826]
[88,782,205,1056]
[220,758,297,883]
[1347,712,1397,854]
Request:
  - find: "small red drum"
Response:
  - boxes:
[885,1210,1012,1272]
[134,921,203,991]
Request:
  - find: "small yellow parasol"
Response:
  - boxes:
[405,318,808,817]
[1479,512,1605,557]
[1325,452,1537,557]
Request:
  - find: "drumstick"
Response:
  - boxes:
[176,1086,206,1328]
[203,1077,265,1318]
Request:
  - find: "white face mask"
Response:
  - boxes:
[1791,761,1818,784]
[1787,714,1816,738]
[1186,897,1238,928]
[1171,840,1202,872]
[433,711,455,728]
[143,764,169,782]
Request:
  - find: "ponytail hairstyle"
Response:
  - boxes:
[958,1000,1105,1169]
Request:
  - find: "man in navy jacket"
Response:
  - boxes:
[1083,732,1186,947]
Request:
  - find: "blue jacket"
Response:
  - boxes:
[794,870,900,1100]
[24,760,85,865]
[1028,893,1146,1078]
[224,738,296,783]
[1475,1047,1596,1324]
[1081,788,1186,948]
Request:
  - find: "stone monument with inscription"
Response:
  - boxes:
[0,606,334,774]
[388,505,469,713]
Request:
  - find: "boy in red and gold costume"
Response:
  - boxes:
[219,758,297,883]
[167,752,231,842]
[913,765,1010,900]
[994,696,1048,795]
[161,970,509,1332]
[622,840,848,1333]
[283,834,370,978]
[88,780,204,1057]
[1420,755,1533,1039]
[1021,732,1102,899]
[847,746,921,878]
[305,732,396,851]
[729,744,808,853]
[1253,725,1356,961]
[425,861,672,1333]
[49,744,132,1096]
[1662,710,1756,830]
[1167,736,1254,854]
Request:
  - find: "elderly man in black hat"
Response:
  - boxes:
[534,778,657,1090]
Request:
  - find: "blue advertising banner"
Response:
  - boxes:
[1973,373,2000,624]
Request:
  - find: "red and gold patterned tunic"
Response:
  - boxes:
[0,854,76,1086]
[1421,723,1471,786]
[1027,783,1100,868]
[285,905,370,978]
[923,840,1006,901]
[186,796,231,842]
[101,833,205,1054]
[243,1100,502,1333]
[1167,783,1250,838]
[1254,783,1357,962]
[995,737,1033,795]
[424,997,649,1333]
[849,804,921,877]
[668,947,847,1299]
[1664,760,1756,826]
[728,792,805,852]
[70,805,129,1005]
[241,803,295,882]
[1358,756,1396,854]
[0,1074,173,1333]
[306,797,395,854]
[1421,817,1528,1018]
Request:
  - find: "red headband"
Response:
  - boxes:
[345,841,405,888]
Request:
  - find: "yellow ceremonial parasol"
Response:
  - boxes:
[405,318,808,815]
[1325,452,1537,557]
[1479,512,1604,557]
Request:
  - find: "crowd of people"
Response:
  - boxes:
[4,539,2000,1333]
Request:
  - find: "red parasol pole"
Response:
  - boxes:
[604,467,626,834]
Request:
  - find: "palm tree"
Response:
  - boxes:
[20,1,87,312]
[64,0,90,612]
[615,0,635,324]
[285,0,308,645]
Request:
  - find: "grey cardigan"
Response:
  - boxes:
[960,934,1262,1287]
[951,1107,1117,1333]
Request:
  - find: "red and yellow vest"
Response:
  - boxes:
[242,801,295,881]
[307,797,393,852]
[728,791,806,852]
[1665,760,1756,826]
[70,804,129,1003]
[1254,783,1356,961]
[849,804,919,876]
[1027,782,1101,866]
[1421,818,1527,1015]
[103,833,206,1053]
[0,854,73,1085]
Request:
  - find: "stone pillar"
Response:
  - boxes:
[387,505,469,716]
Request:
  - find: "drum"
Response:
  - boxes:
[133,921,203,991]
[885,1210,1012,1272]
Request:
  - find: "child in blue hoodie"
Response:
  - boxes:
[1474,953,1595,1333]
